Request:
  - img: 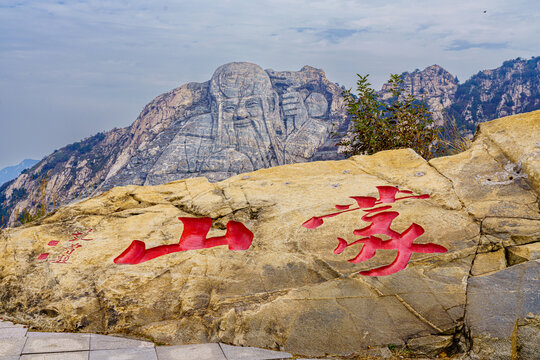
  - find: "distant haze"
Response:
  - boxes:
[1,0,539,169]
[0,159,39,186]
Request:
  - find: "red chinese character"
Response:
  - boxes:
[53,254,71,263]
[303,186,447,276]
[37,253,49,261]
[70,229,93,242]
[65,242,82,255]
[47,241,59,246]
[114,217,254,265]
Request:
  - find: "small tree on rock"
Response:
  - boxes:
[336,73,439,159]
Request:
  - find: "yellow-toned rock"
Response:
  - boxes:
[475,110,540,193]
[1,110,539,359]
[471,249,507,276]
[507,242,540,265]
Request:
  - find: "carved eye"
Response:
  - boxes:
[246,100,259,108]
[223,105,236,112]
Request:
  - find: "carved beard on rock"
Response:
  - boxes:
[213,95,283,169]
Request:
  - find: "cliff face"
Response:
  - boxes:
[449,57,540,133]
[379,57,540,132]
[379,65,459,126]
[0,62,347,226]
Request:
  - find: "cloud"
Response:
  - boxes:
[446,40,509,51]
[294,27,316,33]
[0,0,539,168]
[294,27,366,43]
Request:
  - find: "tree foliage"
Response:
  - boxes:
[336,73,439,159]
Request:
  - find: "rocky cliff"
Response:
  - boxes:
[0,62,347,226]
[0,110,539,359]
[449,57,540,133]
[379,57,540,133]
[380,65,459,126]
[3,58,539,228]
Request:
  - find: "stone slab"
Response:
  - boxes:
[156,343,226,360]
[23,333,90,354]
[0,336,26,356]
[90,334,155,350]
[0,320,25,328]
[90,347,158,360]
[0,326,28,338]
[466,260,540,359]
[466,260,540,337]
[219,343,292,360]
[20,351,89,359]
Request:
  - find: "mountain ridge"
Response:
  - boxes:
[1,57,539,227]
[380,56,540,134]
[0,159,39,187]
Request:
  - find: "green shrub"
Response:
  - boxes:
[336,73,439,159]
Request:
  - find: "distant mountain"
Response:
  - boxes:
[380,56,540,135]
[379,64,459,126]
[0,159,39,187]
[1,58,539,227]
[448,57,540,134]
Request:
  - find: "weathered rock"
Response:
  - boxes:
[380,65,459,126]
[379,57,540,135]
[450,57,540,134]
[4,57,540,228]
[471,249,506,276]
[0,62,347,226]
[0,110,539,359]
[507,242,540,266]
[515,315,540,360]
[406,334,454,357]
[466,260,540,360]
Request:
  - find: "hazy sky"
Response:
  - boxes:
[1,0,539,169]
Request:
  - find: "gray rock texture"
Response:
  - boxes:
[106,62,346,186]
[379,56,540,135]
[466,260,540,360]
[380,65,459,126]
[0,62,346,226]
[3,58,539,227]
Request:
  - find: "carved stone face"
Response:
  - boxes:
[220,95,265,130]
[209,62,283,166]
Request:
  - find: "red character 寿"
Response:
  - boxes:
[303,186,447,276]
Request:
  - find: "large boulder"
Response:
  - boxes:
[0,110,539,359]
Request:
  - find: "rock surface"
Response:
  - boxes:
[0,112,538,359]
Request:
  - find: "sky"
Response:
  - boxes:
[0,0,539,169]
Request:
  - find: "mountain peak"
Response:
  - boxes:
[380,64,459,125]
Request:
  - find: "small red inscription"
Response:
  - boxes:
[303,186,447,276]
[52,254,70,264]
[114,217,254,265]
[37,229,93,263]
[70,229,93,242]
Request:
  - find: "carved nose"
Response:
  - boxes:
[236,107,248,119]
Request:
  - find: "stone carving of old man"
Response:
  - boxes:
[147,62,331,183]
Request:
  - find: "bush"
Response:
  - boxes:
[336,73,439,159]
